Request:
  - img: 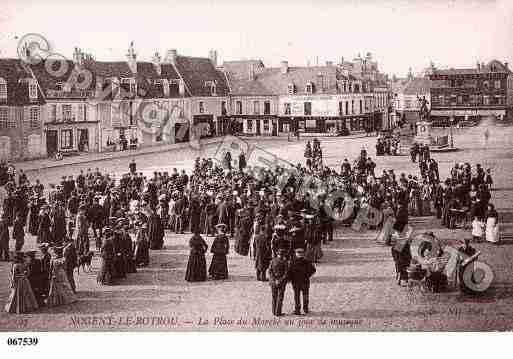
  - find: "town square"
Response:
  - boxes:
[0,0,512,337]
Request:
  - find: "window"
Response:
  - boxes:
[263,119,269,132]
[62,104,73,121]
[354,84,360,93]
[288,83,295,95]
[304,102,312,116]
[48,104,57,122]
[121,78,137,96]
[264,101,271,115]
[29,81,38,99]
[0,78,6,100]
[457,96,463,105]
[221,101,227,115]
[247,120,253,132]
[61,129,73,149]
[483,96,490,105]
[351,100,354,114]
[348,83,352,92]
[77,104,86,122]
[0,108,8,128]
[483,81,489,89]
[338,101,343,115]
[359,100,363,114]
[236,101,242,115]
[305,82,313,94]
[29,107,40,128]
[284,103,291,115]
[345,101,349,115]
[494,80,501,90]
[253,101,260,115]
[199,101,204,114]
[204,80,216,96]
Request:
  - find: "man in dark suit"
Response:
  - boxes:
[288,248,316,315]
[269,249,289,317]
[63,236,78,293]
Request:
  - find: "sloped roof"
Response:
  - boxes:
[0,58,44,105]
[431,60,511,77]
[223,60,265,81]
[254,65,340,95]
[401,78,431,95]
[173,55,229,97]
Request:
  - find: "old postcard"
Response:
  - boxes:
[0,0,512,343]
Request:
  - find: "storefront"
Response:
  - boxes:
[45,122,98,155]
[193,114,215,139]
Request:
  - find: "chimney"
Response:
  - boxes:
[340,56,345,65]
[152,51,162,76]
[477,61,481,70]
[326,61,333,67]
[209,49,218,67]
[164,49,177,64]
[248,63,255,81]
[126,41,137,74]
[280,60,288,74]
[73,47,84,66]
[505,62,509,69]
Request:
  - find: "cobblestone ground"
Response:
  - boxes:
[1,124,512,331]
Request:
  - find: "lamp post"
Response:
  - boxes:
[449,111,455,148]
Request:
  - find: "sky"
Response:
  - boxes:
[0,0,512,77]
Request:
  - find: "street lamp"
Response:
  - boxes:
[449,111,455,148]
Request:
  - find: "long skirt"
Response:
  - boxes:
[97,257,114,285]
[376,216,396,244]
[28,212,39,236]
[46,271,77,307]
[5,276,39,314]
[185,253,207,282]
[485,218,500,243]
[134,241,150,267]
[306,242,323,263]
[208,254,228,280]
[234,229,251,256]
[351,207,369,232]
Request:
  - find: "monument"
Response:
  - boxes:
[414,96,433,145]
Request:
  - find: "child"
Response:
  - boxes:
[471,216,484,242]
[485,169,493,191]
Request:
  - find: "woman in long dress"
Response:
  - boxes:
[185,231,208,282]
[234,210,252,256]
[134,224,150,267]
[485,203,500,244]
[5,252,39,314]
[148,209,164,250]
[45,246,77,307]
[376,201,396,245]
[209,224,230,280]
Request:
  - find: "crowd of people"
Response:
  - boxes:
[376,134,400,156]
[0,135,499,315]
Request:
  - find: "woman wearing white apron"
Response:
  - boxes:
[485,203,500,244]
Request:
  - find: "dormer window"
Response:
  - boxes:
[121,78,137,96]
[288,83,295,95]
[0,78,7,100]
[305,82,313,94]
[204,80,217,96]
[28,80,38,100]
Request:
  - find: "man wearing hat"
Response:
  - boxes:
[269,248,289,316]
[89,196,105,250]
[63,235,78,293]
[13,212,25,251]
[288,248,316,315]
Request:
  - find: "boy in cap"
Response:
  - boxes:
[269,248,289,317]
[288,248,316,315]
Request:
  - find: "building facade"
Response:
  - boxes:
[222,54,391,136]
[0,59,46,161]
[428,60,512,126]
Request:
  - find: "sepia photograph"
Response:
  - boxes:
[0,0,512,346]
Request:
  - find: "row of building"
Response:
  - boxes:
[0,45,392,161]
[392,60,513,127]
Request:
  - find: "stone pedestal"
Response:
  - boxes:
[415,121,433,145]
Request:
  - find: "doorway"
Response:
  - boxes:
[46,130,58,156]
